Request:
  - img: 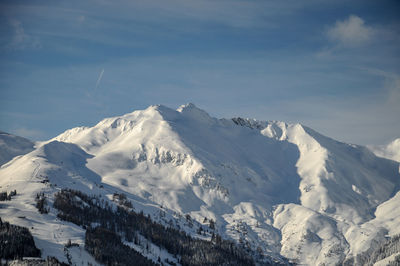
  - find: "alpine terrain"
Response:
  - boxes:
[0,104,399,265]
[0,131,34,167]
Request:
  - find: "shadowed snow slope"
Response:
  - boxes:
[0,104,399,265]
[0,131,34,166]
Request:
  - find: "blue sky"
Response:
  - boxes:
[0,0,399,145]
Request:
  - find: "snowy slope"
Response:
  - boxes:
[0,141,103,264]
[0,131,34,166]
[236,118,400,264]
[0,104,399,265]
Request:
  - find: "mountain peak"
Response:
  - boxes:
[176,103,197,112]
[176,103,214,123]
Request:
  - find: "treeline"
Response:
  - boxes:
[35,192,49,214]
[85,226,155,266]
[0,217,40,260]
[345,234,400,265]
[0,190,16,201]
[53,189,256,266]
[112,192,133,208]
[365,234,400,265]
[387,255,400,266]
[7,257,69,266]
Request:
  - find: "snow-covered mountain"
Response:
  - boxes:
[369,138,400,162]
[0,131,34,166]
[0,104,399,265]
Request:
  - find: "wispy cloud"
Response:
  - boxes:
[0,1,398,145]
[7,18,41,50]
[364,68,400,107]
[327,15,373,46]
[95,0,309,29]
[13,127,44,140]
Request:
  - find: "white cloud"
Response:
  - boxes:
[327,15,373,46]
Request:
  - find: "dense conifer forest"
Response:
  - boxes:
[53,189,257,266]
[0,218,69,265]
[0,217,41,260]
[85,226,155,266]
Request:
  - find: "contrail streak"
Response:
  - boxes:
[95,69,104,89]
